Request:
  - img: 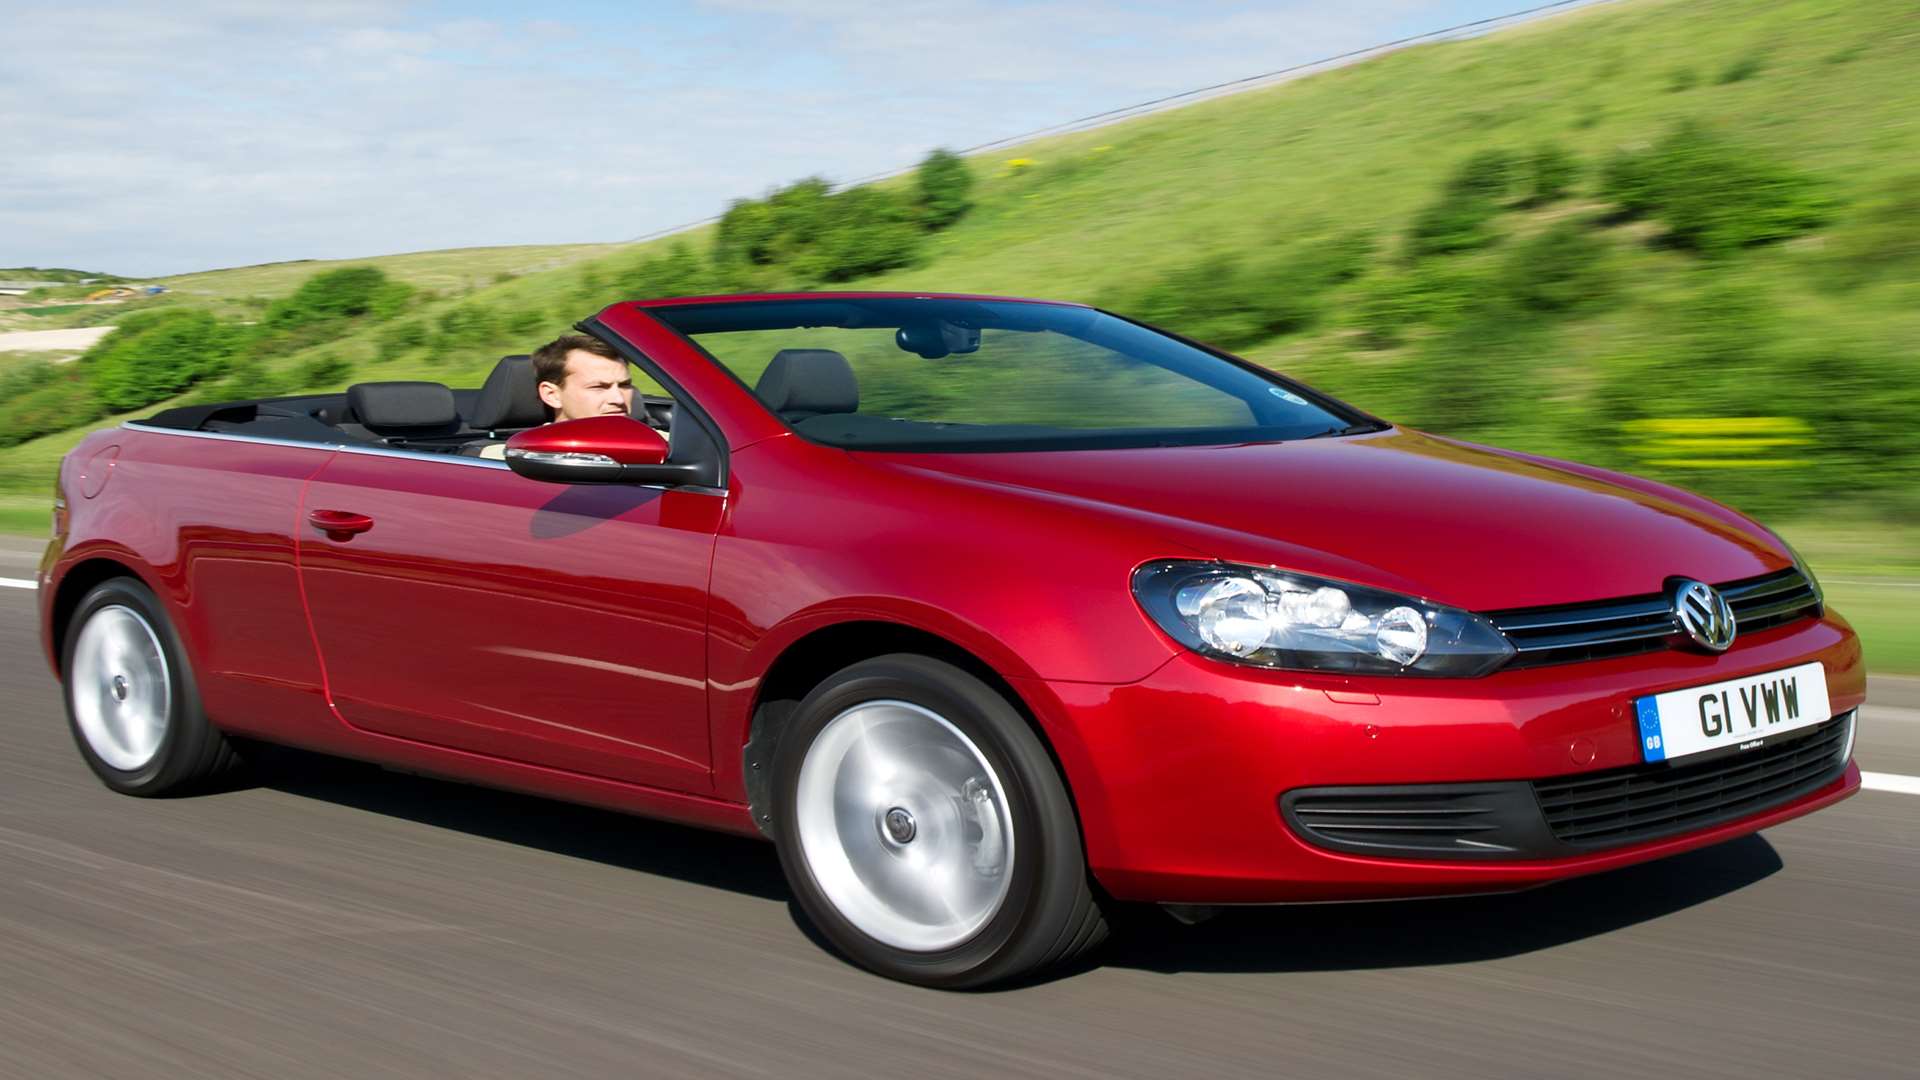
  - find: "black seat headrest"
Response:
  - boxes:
[345,381,459,432]
[755,349,858,418]
[471,355,547,430]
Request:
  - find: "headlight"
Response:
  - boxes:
[1134,560,1515,677]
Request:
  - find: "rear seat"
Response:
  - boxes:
[333,381,471,447]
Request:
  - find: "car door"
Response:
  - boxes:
[295,446,725,792]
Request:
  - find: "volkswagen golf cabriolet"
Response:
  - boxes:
[37,293,1863,987]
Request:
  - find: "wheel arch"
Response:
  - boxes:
[47,556,154,678]
[738,619,1079,839]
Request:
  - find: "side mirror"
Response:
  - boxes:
[504,415,701,486]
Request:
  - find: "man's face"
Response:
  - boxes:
[539,350,634,422]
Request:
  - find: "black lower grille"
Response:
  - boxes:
[1281,783,1561,860]
[1533,712,1852,848]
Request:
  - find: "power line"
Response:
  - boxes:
[623,0,1607,245]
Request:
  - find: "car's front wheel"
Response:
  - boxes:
[770,654,1106,988]
[62,577,241,795]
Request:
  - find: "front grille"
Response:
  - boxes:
[1488,567,1822,669]
[1533,712,1852,848]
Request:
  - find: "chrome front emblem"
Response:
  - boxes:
[1671,578,1736,652]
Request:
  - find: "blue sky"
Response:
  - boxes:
[1,1,1588,277]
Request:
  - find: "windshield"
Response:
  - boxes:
[648,298,1373,452]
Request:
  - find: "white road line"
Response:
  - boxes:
[1825,579,1920,589]
[0,577,36,590]
[1861,772,1920,796]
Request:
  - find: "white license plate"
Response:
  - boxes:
[1633,662,1831,763]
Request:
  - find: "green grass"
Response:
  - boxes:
[18,304,87,318]
[0,496,49,539]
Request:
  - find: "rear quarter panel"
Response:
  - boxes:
[48,427,336,739]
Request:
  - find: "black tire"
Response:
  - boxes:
[60,577,242,796]
[770,654,1106,988]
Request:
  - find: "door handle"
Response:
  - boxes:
[308,509,375,541]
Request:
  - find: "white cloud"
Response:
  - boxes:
[1,0,1509,276]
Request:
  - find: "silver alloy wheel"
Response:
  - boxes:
[69,604,171,772]
[793,699,1016,952]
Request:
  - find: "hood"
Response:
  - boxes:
[868,428,1787,611]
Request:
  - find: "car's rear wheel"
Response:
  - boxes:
[62,577,241,796]
[771,654,1106,988]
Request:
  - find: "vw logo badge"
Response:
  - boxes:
[1670,578,1736,652]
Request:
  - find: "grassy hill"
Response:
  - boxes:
[2,0,1916,666]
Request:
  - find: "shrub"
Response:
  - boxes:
[263,266,411,329]
[787,187,925,283]
[0,370,104,448]
[503,307,547,336]
[1116,253,1323,350]
[1600,123,1836,255]
[1499,222,1614,313]
[1718,54,1765,84]
[436,303,500,348]
[1667,67,1698,93]
[295,353,354,388]
[711,177,923,283]
[914,148,975,230]
[1350,263,1486,348]
[376,319,428,360]
[187,357,292,404]
[1446,150,1518,202]
[1407,193,1502,256]
[1525,142,1580,204]
[83,308,241,411]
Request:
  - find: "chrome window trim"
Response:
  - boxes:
[122,421,511,469]
[119,420,727,496]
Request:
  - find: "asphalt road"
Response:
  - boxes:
[1,541,1915,1078]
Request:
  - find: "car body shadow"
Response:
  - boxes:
[242,743,790,902]
[239,744,1781,982]
[1092,833,1783,978]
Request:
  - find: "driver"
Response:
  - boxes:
[533,334,635,422]
[478,334,634,459]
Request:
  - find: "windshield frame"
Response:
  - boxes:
[639,296,1388,454]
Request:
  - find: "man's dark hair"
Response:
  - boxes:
[531,333,623,390]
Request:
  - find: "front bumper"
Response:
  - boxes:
[1014,609,1865,904]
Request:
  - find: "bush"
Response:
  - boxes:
[1499,222,1614,313]
[376,319,428,360]
[711,177,924,283]
[436,303,500,348]
[82,308,241,411]
[187,357,292,404]
[788,187,925,283]
[503,307,547,336]
[914,149,975,230]
[1350,263,1486,348]
[1718,54,1765,84]
[1667,67,1698,93]
[1446,150,1518,202]
[1407,193,1502,256]
[263,266,411,329]
[1525,142,1580,204]
[1600,123,1836,255]
[0,369,104,448]
[714,197,783,267]
[295,353,354,388]
[1116,253,1322,350]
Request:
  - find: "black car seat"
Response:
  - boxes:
[337,381,465,445]
[755,349,859,422]
[469,354,547,435]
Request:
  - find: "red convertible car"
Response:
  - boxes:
[38,293,1863,987]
